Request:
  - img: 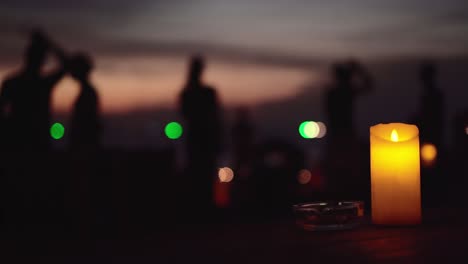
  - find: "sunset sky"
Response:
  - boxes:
[1,0,467,113]
[0,0,467,149]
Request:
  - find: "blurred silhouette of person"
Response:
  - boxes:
[417,61,445,150]
[67,53,104,237]
[231,106,255,212]
[448,109,468,204]
[0,30,67,235]
[179,55,222,212]
[69,53,101,150]
[232,106,254,179]
[415,61,445,206]
[0,30,67,151]
[251,139,304,217]
[325,60,373,142]
[323,60,373,200]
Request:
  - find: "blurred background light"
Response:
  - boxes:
[297,169,312,184]
[421,143,437,166]
[165,121,183,139]
[218,167,234,183]
[317,122,327,138]
[50,122,65,140]
[299,121,319,139]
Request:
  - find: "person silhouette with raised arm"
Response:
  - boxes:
[0,30,68,235]
[0,30,67,151]
[325,60,373,142]
[69,53,101,151]
[323,60,373,201]
[179,55,222,211]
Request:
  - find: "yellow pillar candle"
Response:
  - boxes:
[370,123,421,225]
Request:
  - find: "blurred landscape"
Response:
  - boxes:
[0,0,467,253]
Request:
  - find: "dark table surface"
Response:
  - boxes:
[1,208,468,263]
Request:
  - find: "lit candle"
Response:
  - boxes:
[370,123,421,225]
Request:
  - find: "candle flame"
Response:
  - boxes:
[391,129,399,142]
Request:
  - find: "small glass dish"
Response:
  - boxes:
[292,201,364,231]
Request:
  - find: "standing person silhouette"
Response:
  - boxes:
[416,61,445,206]
[0,30,67,234]
[323,60,373,200]
[69,53,101,150]
[67,53,102,237]
[179,55,222,212]
[232,106,254,179]
[0,30,67,151]
[418,61,445,150]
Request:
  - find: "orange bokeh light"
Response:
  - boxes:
[421,143,437,167]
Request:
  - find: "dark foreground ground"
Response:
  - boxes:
[1,208,468,264]
[0,148,467,263]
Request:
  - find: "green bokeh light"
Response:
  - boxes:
[165,122,183,139]
[50,122,65,140]
[299,122,308,138]
[299,121,319,139]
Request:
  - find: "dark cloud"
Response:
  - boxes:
[1,0,467,67]
[86,39,328,69]
[340,9,468,40]
[0,0,152,11]
[0,0,156,37]
[0,17,327,70]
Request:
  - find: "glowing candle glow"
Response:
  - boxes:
[421,143,437,167]
[370,123,421,225]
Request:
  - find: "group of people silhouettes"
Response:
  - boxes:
[176,55,449,211]
[0,30,458,217]
[0,30,100,152]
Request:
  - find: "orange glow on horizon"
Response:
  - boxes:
[0,56,319,114]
